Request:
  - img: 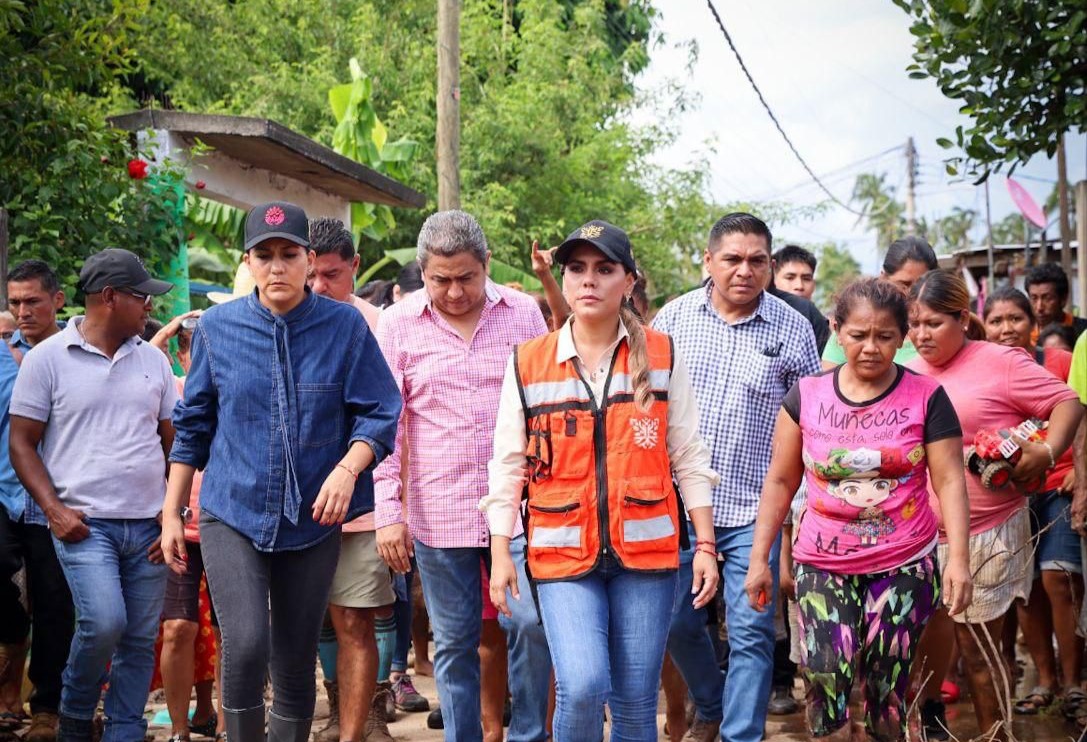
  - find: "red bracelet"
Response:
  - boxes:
[695,545,717,557]
[695,539,716,548]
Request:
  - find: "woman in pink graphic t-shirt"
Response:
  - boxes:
[745,278,972,742]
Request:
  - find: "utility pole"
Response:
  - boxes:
[984,180,995,288]
[1076,180,1087,318]
[436,0,461,211]
[1057,134,1074,303]
[0,208,7,307]
[905,137,917,235]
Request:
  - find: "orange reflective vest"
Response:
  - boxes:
[514,327,679,582]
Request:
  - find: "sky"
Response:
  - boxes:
[636,0,1087,274]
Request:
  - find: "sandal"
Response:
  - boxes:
[0,712,27,731]
[189,711,217,739]
[1013,685,1054,715]
[1062,687,1087,720]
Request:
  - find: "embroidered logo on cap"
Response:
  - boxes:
[580,224,604,239]
[264,206,286,226]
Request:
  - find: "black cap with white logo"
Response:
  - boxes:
[78,249,173,295]
[554,220,637,274]
[244,202,311,251]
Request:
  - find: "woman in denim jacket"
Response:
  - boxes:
[161,202,401,742]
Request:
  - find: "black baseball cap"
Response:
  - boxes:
[554,220,637,274]
[244,201,310,251]
[78,249,173,295]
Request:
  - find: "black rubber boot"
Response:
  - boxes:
[222,705,266,742]
[266,711,311,742]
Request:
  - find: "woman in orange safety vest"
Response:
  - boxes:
[481,220,719,742]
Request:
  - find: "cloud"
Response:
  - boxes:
[637,0,1085,273]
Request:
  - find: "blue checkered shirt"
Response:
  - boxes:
[653,285,820,527]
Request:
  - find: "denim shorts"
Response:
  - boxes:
[1030,490,1082,575]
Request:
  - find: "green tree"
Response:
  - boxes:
[1,0,185,298]
[988,212,1032,246]
[812,242,861,313]
[894,0,1087,180]
[851,173,907,251]
[932,206,977,254]
[130,0,818,299]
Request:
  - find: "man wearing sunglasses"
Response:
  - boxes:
[9,248,179,742]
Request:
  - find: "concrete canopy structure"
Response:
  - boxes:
[108,109,426,226]
[107,109,426,308]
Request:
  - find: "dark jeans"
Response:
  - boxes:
[0,508,74,714]
[200,514,340,719]
[390,561,414,674]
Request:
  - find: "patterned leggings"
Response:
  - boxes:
[795,552,939,741]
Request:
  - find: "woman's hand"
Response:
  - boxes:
[1012,440,1053,486]
[1073,486,1087,535]
[690,550,719,609]
[779,567,796,602]
[941,555,973,617]
[530,241,556,276]
[160,515,189,576]
[312,466,355,526]
[744,560,774,612]
[488,549,520,619]
[149,309,202,355]
[1057,470,1076,494]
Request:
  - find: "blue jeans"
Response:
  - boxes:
[414,535,551,742]
[52,518,167,742]
[666,521,780,742]
[390,560,414,674]
[538,555,677,742]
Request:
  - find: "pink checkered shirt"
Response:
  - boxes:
[374,282,547,548]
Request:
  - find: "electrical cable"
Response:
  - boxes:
[703,0,871,217]
[757,143,907,201]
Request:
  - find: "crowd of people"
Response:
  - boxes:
[0,201,1085,742]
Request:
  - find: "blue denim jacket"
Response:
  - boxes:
[170,289,401,551]
[0,343,26,521]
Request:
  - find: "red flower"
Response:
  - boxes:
[127,159,149,179]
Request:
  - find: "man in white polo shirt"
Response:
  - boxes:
[9,249,178,742]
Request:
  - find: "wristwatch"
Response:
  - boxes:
[179,506,194,524]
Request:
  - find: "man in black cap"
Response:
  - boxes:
[9,248,179,742]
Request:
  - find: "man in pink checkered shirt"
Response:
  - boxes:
[374,211,552,742]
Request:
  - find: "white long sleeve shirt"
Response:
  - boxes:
[481,319,719,538]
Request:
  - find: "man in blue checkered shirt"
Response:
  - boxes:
[653,213,820,742]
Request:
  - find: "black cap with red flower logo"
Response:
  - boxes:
[244,201,311,251]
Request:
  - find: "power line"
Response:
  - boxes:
[756,143,907,201]
[703,0,868,217]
